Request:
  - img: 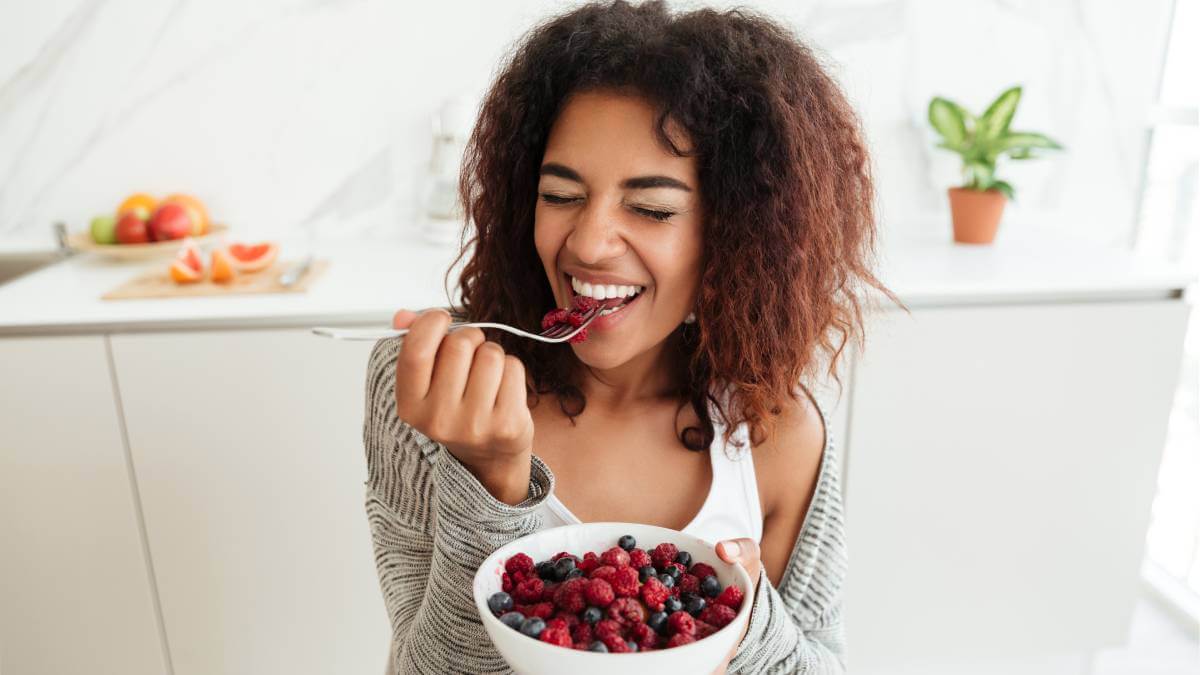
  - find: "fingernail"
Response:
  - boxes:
[723,541,740,557]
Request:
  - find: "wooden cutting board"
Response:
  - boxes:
[101,258,331,300]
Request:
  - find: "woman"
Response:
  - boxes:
[364,1,902,672]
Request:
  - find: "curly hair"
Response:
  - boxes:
[447,0,906,452]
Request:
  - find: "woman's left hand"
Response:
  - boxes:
[709,537,761,675]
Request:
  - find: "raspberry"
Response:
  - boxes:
[551,551,577,562]
[505,553,535,577]
[610,565,640,598]
[629,548,652,569]
[553,578,587,613]
[600,546,631,568]
[573,641,589,651]
[583,578,615,608]
[698,603,736,628]
[523,601,554,619]
[594,619,622,640]
[666,632,696,647]
[578,552,600,574]
[544,617,568,632]
[563,310,586,327]
[694,619,719,639]
[540,624,572,647]
[689,562,717,579]
[651,543,679,569]
[571,295,599,313]
[714,584,744,610]
[501,573,514,594]
[513,577,544,604]
[678,573,700,594]
[571,621,593,645]
[601,633,630,653]
[590,565,617,583]
[540,308,570,330]
[606,597,646,626]
[629,621,659,650]
[567,328,588,344]
[551,610,580,630]
[668,610,696,636]
[640,576,670,611]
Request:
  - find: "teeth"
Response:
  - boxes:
[569,275,644,301]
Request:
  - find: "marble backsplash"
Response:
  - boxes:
[0,0,1175,250]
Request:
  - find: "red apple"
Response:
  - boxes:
[114,212,151,244]
[148,203,194,242]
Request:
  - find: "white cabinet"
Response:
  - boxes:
[0,335,167,675]
[843,300,1192,674]
[109,328,388,675]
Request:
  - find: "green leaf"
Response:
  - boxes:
[993,180,1015,201]
[929,97,968,147]
[978,86,1022,142]
[964,161,994,188]
[996,131,1063,154]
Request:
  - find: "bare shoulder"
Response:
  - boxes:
[753,384,828,584]
[754,385,826,515]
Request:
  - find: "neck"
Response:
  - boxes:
[576,335,682,411]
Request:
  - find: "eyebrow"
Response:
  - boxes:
[539,162,693,192]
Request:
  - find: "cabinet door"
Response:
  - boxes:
[110,328,389,675]
[0,335,167,675]
[843,300,1191,674]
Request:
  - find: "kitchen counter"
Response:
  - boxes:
[0,226,1193,336]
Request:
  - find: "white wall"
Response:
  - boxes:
[0,0,1174,248]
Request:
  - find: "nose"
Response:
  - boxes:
[565,199,627,265]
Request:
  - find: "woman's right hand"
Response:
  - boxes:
[391,308,536,505]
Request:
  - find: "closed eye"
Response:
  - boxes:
[538,193,675,222]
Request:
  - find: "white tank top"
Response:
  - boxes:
[533,410,765,546]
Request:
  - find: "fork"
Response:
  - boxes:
[310,306,604,344]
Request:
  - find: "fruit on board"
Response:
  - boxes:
[168,238,205,284]
[115,212,151,244]
[148,202,194,242]
[210,246,236,284]
[90,214,118,244]
[226,241,278,273]
[162,194,209,236]
[117,193,158,220]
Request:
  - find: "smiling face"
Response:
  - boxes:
[534,89,704,371]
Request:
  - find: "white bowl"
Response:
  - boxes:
[473,522,753,675]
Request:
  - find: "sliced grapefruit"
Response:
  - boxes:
[227,241,279,273]
[210,246,236,284]
[168,238,204,284]
[163,194,210,236]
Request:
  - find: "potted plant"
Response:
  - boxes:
[928,85,1064,244]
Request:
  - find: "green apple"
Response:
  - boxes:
[90,214,118,244]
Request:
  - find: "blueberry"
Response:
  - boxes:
[618,534,637,551]
[665,565,682,582]
[565,568,584,580]
[675,550,693,568]
[657,573,675,589]
[627,640,638,652]
[638,565,658,583]
[487,591,513,615]
[700,574,721,598]
[582,606,603,625]
[684,594,706,616]
[588,640,608,652]
[553,557,576,580]
[647,611,669,635]
[499,611,525,630]
[536,560,556,580]
[663,596,683,614]
[519,617,546,638]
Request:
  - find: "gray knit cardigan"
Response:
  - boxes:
[363,336,848,673]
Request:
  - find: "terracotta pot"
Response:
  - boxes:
[947,187,1006,244]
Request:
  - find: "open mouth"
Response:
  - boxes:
[565,273,645,318]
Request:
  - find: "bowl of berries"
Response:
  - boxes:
[473,523,752,675]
